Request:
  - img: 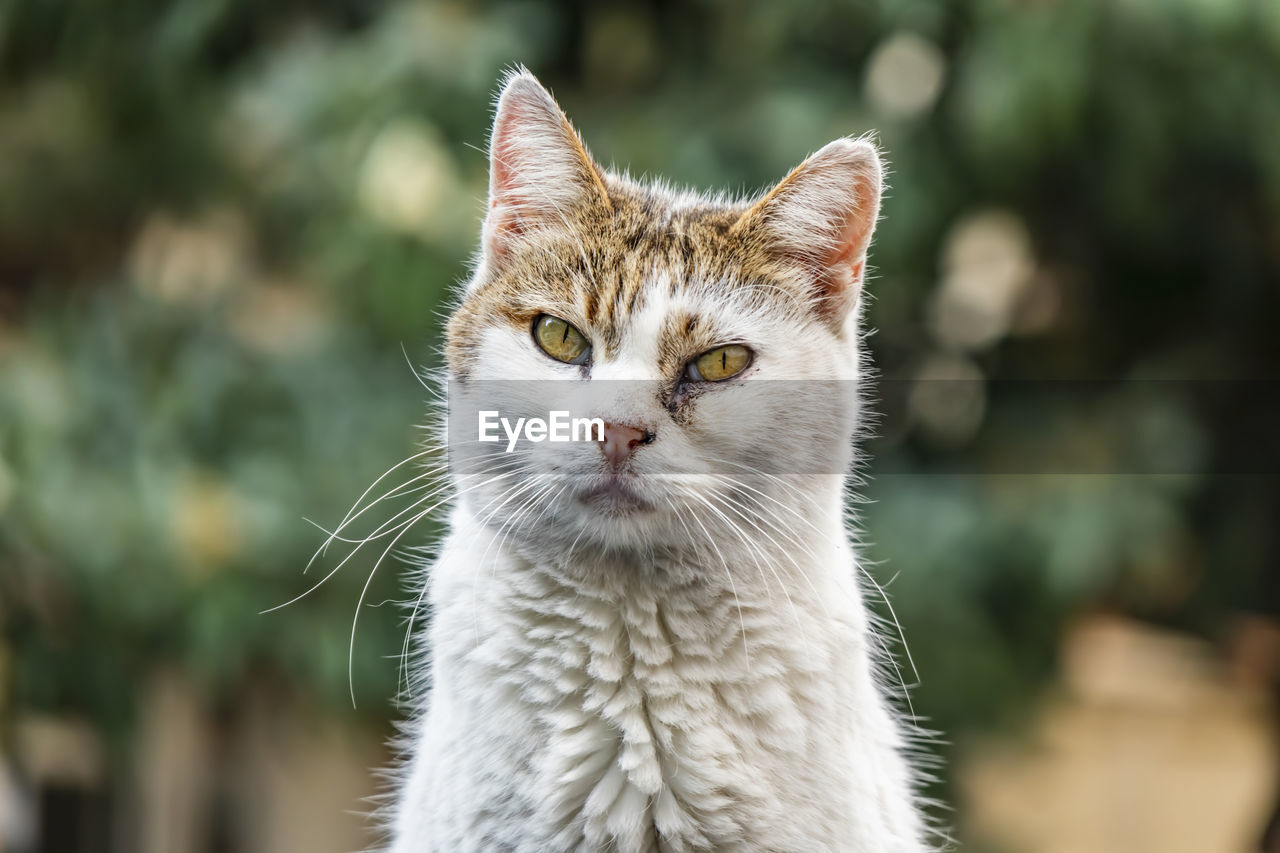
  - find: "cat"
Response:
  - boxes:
[384,69,932,852]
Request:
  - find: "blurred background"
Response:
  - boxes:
[2,0,1279,851]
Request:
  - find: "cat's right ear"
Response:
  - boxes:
[733,137,883,328]
[481,70,610,270]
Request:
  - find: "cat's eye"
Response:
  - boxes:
[687,344,752,382]
[533,314,591,364]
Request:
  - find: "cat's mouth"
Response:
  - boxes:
[578,475,653,515]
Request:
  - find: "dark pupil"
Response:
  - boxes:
[721,350,727,370]
[562,323,570,344]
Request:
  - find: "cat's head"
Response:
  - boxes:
[445,70,882,560]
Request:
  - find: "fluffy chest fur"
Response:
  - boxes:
[391,509,924,853]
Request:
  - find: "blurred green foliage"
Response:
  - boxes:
[2,0,1278,818]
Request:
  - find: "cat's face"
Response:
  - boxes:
[444,71,881,560]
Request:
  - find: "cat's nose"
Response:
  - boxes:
[599,421,654,466]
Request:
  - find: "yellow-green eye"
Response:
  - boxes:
[688,344,752,382]
[533,314,591,364]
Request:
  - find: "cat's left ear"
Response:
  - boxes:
[734,138,883,325]
[481,70,611,271]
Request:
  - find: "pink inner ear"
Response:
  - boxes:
[810,255,864,322]
[486,82,575,255]
[486,110,534,246]
[485,107,542,258]
[799,203,872,321]
[825,209,872,272]
[489,101,534,209]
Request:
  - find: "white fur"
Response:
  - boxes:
[390,501,925,852]
[383,72,932,852]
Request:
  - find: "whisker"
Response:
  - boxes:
[667,494,751,672]
[685,489,812,657]
[305,448,441,572]
[264,461,529,616]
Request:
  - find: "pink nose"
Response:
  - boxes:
[599,421,653,466]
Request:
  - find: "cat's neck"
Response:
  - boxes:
[465,493,847,595]
[441,496,867,668]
